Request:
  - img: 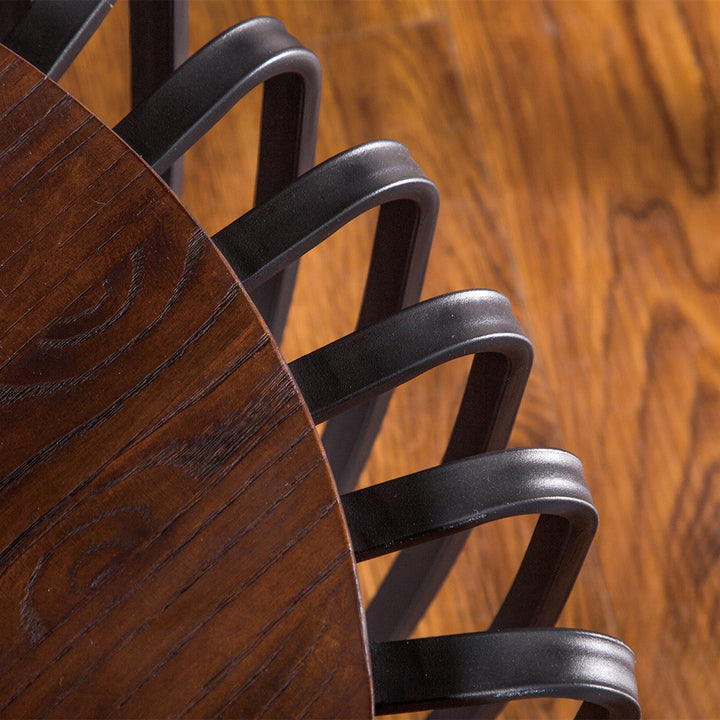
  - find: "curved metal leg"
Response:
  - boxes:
[214,140,439,490]
[290,290,531,427]
[129,0,188,195]
[344,446,605,718]
[114,16,322,337]
[290,290,533,639]
[1,0,115,79]
[342,450,597,633]
[371,629,640,719]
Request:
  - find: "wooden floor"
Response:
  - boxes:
[58,1,720,717]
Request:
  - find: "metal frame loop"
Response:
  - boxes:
[215,140,439,490]
[115,16,322,337]
[290,290,533,639]
[371,629,640,719]
[342,450,597,618]
[114,16,320,178]
[1,0,115,79]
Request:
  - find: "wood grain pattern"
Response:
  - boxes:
[0,46,372,719]
[58,1,720,717]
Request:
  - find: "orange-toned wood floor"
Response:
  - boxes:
[60,2,720,717]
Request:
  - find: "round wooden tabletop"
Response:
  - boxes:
[0,45,372,718]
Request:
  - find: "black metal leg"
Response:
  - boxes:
[2,0,115,79]
[344,445,605,716]
[114,17,321,338]
[371,629,640,719]
[250,72,314,336]
[129,0,188,108]
[343,449,596,601]
[129,0,188,195]
[290,290,531,427]
[214,140,438,487]
[290,290,533,639]
[115,18,320,176]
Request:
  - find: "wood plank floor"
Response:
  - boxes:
[58,1,720,717]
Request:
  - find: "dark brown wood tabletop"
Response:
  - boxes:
[0,44,372,719]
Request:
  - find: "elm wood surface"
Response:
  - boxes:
[0,45,372,719]
[56,2,720,718]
